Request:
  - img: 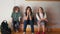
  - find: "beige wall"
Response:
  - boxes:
[26,0,60,1]
[0,0,60,28]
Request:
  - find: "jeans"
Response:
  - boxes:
[13,21,20,31]
[24,20,34,33]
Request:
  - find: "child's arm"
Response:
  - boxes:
[19,17,21,21]
[41,12,48,22]
[11,13,13,22]
[36,14,40,20]
[23,14,28,20]
[18,12,22,21]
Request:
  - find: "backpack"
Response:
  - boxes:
[1,20,11,34]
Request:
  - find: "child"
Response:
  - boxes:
[36,7,48,34]
[23,6,34,34]
[11,6,22,32]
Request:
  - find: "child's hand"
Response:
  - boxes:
[30,16,32,20]
[45,19,48,22]
[40,18,44,22]
[41,18,48,22]
[24,16,27,20]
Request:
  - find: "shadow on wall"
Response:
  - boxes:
[19,5,25,24]
[46,7,57,28]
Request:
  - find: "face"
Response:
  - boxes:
[27,8,30,14]
[38,8,42,13]
[15,8,19,13]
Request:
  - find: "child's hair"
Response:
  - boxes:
[38,7,44,15]
[25,6,32,16]
[13,6,20,12]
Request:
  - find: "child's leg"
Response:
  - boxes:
[23,20,27,34]
[29,20,34,34]
[36,21,40,34]
[41,22,45,34]
[42,25,45,32]
[13,21,15,31]
[37,21,40,32]
[16,21,20,32]
[13,21,16,32]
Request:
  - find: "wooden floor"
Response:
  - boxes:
[0,31,60,34]
[12,31,60,34]
[1,24,60,34]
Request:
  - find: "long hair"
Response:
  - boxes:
[25,6,32,16]
[13,6,20,12]
[38,7,44,16]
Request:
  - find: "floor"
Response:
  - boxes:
[1,24,60,34]
[12,31,60,34]
[0,30,60,34]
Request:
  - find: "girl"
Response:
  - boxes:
[36,7,48,34]
[23,6,34,34]
[11,6,22,32]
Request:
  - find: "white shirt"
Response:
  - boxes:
[36,12,47,21]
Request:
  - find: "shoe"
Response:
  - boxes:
[36,32,40,34]
[23,32,26,34]
[16,30,19,32]
[32,33,34,34]
[42,32,45,34]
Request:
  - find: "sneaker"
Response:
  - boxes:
[42,32,45,34]
[15,29,19,32]
[32,33,34,34]
[23,32,26,34]
[36,32,40,34]
[16,30,19,32]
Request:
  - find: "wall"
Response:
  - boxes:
[0,0,60,28]
[0,0,14,25]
